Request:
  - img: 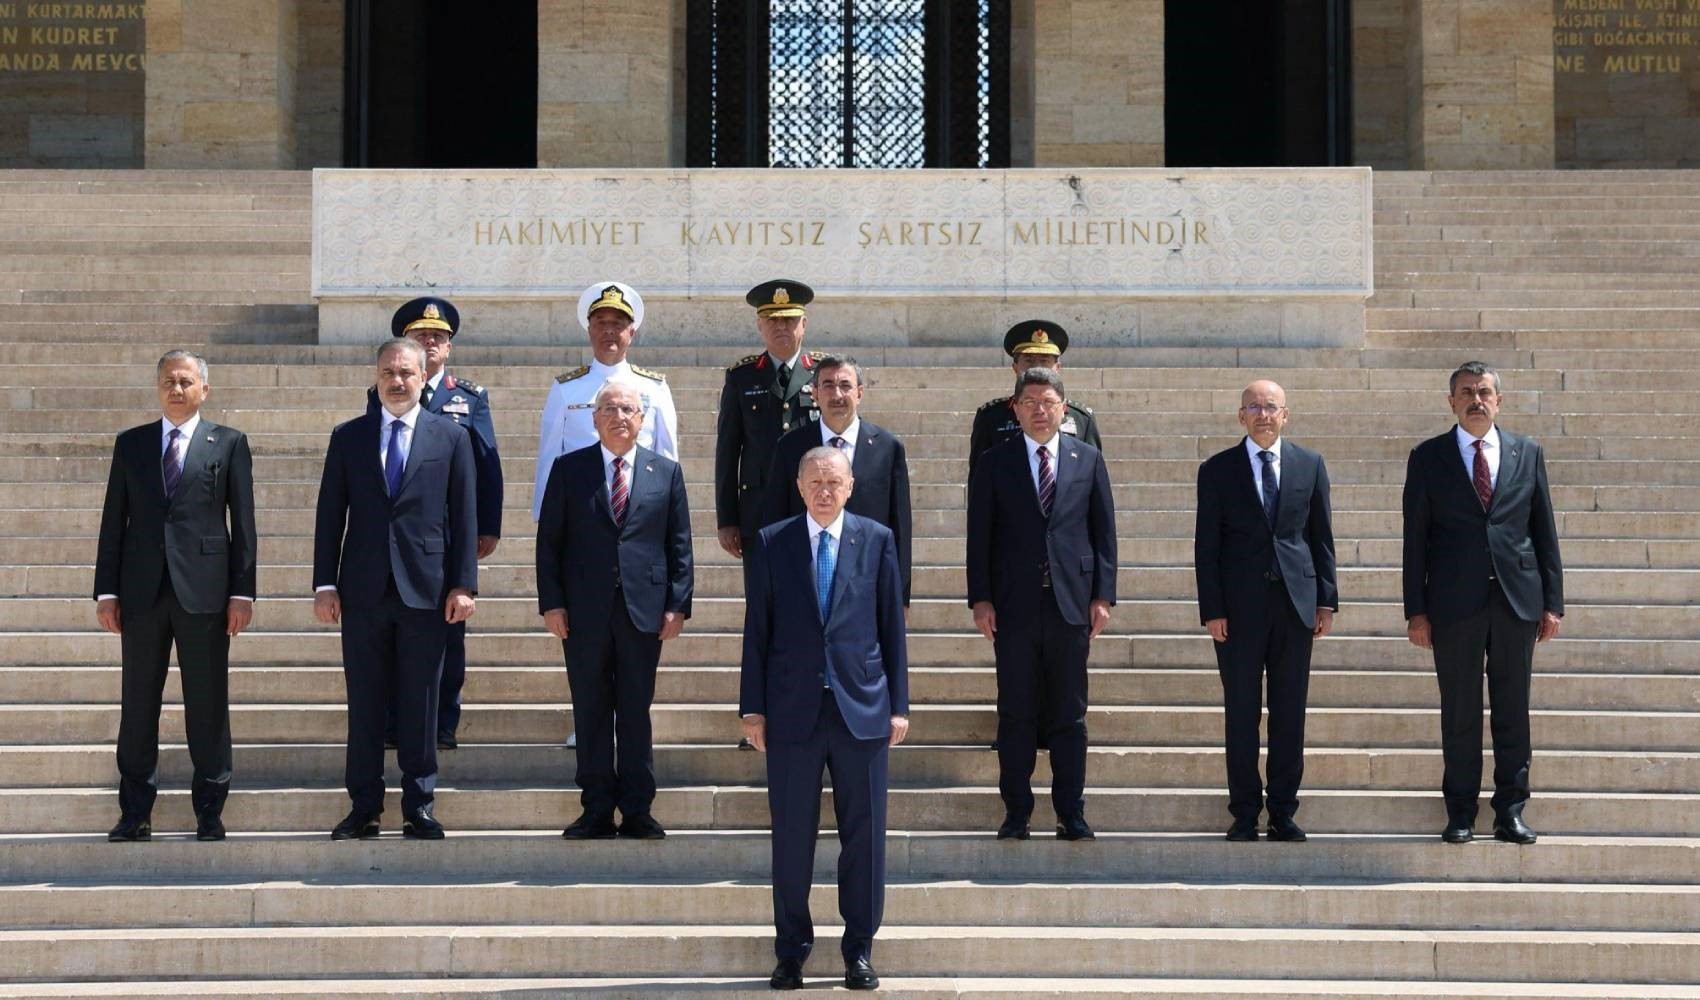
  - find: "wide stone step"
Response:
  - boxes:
[6,877,1696,933]
[9,702,1696,752]
[7,743,1694,794]
[2,923,1695,984]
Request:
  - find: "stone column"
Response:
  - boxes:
[1405,0,1554,169]
[144,0,299,168]
[538,0,675,167]
[1024,0,1162,167]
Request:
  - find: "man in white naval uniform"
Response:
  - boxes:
[532,281,678,748]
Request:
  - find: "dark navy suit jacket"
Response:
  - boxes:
[739,512,909,744]
[1194,438,1339,630]
[535,443,694,634]
[313,407,478,610]
[763,419,913,604]
[366,371,502,539]
[966,434,1117,628]
[1402,426,1564,626]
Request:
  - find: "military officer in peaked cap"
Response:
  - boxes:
[365,296,503,749]
[968,321,1102,483]
[715,279,825,566]
[532,282,679,522]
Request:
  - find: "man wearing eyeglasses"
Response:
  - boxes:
[967,367,1116,842]
[537,378,694,841]
[1403,361,1563,846]
[1194,380,1337,843]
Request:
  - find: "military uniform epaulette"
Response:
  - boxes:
[728,354,764,371]
[1068,399,1094,414]
[806,350,827,361]
[556,365,590,384]
[629,364,667,382]
[978,396,1013,412]
[445,375,484,396]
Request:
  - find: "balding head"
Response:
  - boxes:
[1238,379,1289,449]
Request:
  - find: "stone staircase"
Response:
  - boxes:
[1,170,1699,997]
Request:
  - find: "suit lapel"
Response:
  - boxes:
[1489,429,1521,515]
[850,425,876,478]
[619,448,657,530]
[826,516,861,620]
[1272,444,1307,530]
[1048,436,1081,516]
[168,419,216,508]
[587,449,616,525]
[1232,438,1265,525]
[397,413,429,493]
[1442,425,1479,503]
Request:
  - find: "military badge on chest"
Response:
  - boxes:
[443,395,471,422]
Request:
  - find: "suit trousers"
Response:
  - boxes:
[993,589,1090,821]
[1214,579,1314,823]
[1431,579,1537,822]
[384,620,466,741]
[340,577,444,817]
[116,575,232,820]
[766,694,889,966]
[564,595,662,818]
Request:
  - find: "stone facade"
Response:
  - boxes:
[145,0,300,168]
[0,3,145,168]
[1404,0,1556,169]
[1025,0,1164,167]
[1353,0,1410,170]
[536,0,675,168]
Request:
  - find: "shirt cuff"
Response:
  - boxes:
[230,596,255,603]
[314,585,338,593]
[95,594,116,602]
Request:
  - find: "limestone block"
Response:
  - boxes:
[28,116,136,160]
[149,0,185,53]
[183,102,284,144]
[145,53,245,104]
[1072,103,1163,144]
[181,0,281,53]
[539,53,630,104]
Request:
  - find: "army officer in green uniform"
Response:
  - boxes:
[968,320,1102,482]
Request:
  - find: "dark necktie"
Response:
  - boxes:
[1473,439,1493,510]
[775,363,791,393]
[1037,445,1055,516]
[610,456,628,525]
[384,419,406,497]
[1258,450,1279,527]
[421,382,434,407]
[162,428,183,499]
[830,435,847,451]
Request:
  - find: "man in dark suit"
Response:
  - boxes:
[94,350,257,842]
[740,445,909,992]
[968,320,1101,484]
[715,279,823,568]
[1404,361,1563,846]
[537,378,694,841]
[366,297,503,749]
[1194,379,1338,843]
[313,338,478,841]
[764,354,912,606]
[967,367,1116,842]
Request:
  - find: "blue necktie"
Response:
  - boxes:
[385,419,407,497]
[161,428,183,499]
[816,529,835,622]
[1258,450,1278,527]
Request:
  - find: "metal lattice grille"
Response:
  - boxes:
[688,0,1008,169]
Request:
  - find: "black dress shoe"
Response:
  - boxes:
[331,810,381,841]
[561,812,619,840]
[402,805,445,840]
[618,813,667,840]
[737,736,755,751]
[436,731,458,750]
[1441,818,1474,844]
[1225,818,1258,842]
[1267,816,1307,842]
[845,956,879,990]
[1056,814,1095,841]
[195,814,226,842]
[107,816,151,842]
[769,957,804,990]
[997,814,1031,840]
[1493,813,1537,845]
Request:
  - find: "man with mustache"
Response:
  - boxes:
[1403,361,1564,846]
[1194,379,1337,843]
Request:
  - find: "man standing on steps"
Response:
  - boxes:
[740,446,909,992]
[532,281,677,751]
[314,338,478,841]
[967,320,1101,483]
[967,368,1116,842]
[763,354,913,609]
[95,350,257,843]
[1403,361,1563,846]
[1194,379,1337,844]
[537,378,694,842]
[365,297,502,751]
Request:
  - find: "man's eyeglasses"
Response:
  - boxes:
[596,403,642,418]
[1240,403,1286,416]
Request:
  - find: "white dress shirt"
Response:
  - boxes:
[820,415,859,467]
[1455,424,1501,491]
[807,510,844,577]
[1245,435,1283,498]
[378,402,421,475]
[1023,432,1061,496]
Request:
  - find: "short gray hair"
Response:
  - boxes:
[156,350,207,383]
[798,444,851,477]
[1449,360,1501,395]
[377,338,426,369]
[1013,366,1064,399]
[813,353,863,385]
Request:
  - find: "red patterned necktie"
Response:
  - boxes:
[1037,445,1055,516]
[610,456,629,525]
[1472,439,1493,510]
